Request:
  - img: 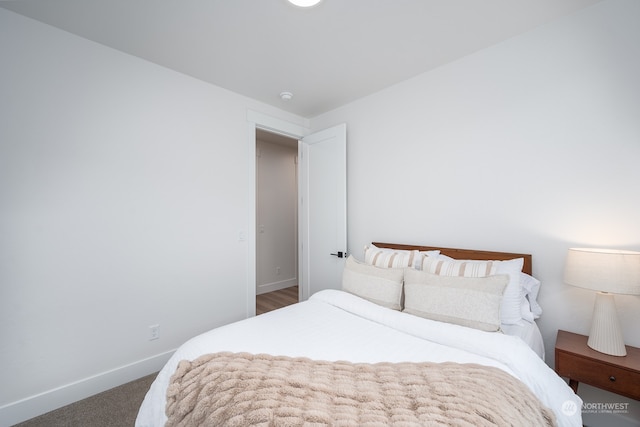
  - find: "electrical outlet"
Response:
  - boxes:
[276,266,281,275]
[149,324,160,341]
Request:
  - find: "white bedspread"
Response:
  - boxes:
[136,289,582,427]
[502,319,546,359]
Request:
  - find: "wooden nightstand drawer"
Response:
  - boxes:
[556,351,640,398]
[555,330,640,401]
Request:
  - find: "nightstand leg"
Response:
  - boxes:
[568,379,579,393]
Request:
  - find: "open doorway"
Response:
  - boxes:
[255,128,299,314]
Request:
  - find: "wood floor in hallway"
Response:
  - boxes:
[256,286,299,315]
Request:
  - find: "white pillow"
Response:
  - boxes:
[520,272,542,322]
[364,244,435,269]
[403,268,508,332]
[431,254,543,323]
[416,250,447,270]
[421,257,524,325]
[342,255,404,310]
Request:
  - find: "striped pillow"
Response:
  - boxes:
[421,256,524,325]
[422,258,495,277]
[364,244,439,269]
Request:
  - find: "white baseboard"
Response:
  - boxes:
[0,350,175,427]
[256,278,297,295]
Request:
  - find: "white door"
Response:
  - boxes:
[299,123,347,301]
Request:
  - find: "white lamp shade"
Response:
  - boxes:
[564,248,640,295]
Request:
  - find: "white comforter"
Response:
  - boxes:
[136,289,582,427]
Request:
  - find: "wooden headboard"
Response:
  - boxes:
[372,242,532,275]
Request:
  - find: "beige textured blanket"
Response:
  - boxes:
[166,352,556,427]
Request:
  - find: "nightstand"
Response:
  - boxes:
[555,329,640,401]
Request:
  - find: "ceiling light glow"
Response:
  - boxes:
[280,91,293,101]
[288,0,322,7]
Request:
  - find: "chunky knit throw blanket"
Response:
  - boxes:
[165,352,557,427]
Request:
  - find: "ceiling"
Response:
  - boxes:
[1,0,602,118]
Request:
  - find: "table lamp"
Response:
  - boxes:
[564,248,640,356]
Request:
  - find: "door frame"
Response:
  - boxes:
[246,110,309,317]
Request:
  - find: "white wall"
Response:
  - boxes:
[2,0,639,425]
[312,0,640,425]
[256,139,298,294]
[0,8,306,425]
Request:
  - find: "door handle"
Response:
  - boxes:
[330,251,345,258]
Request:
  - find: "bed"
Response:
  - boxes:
[136,243,582,427]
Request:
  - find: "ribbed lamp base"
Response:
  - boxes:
[587,292,627,357]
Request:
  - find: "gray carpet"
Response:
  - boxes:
[14,373,157,427]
